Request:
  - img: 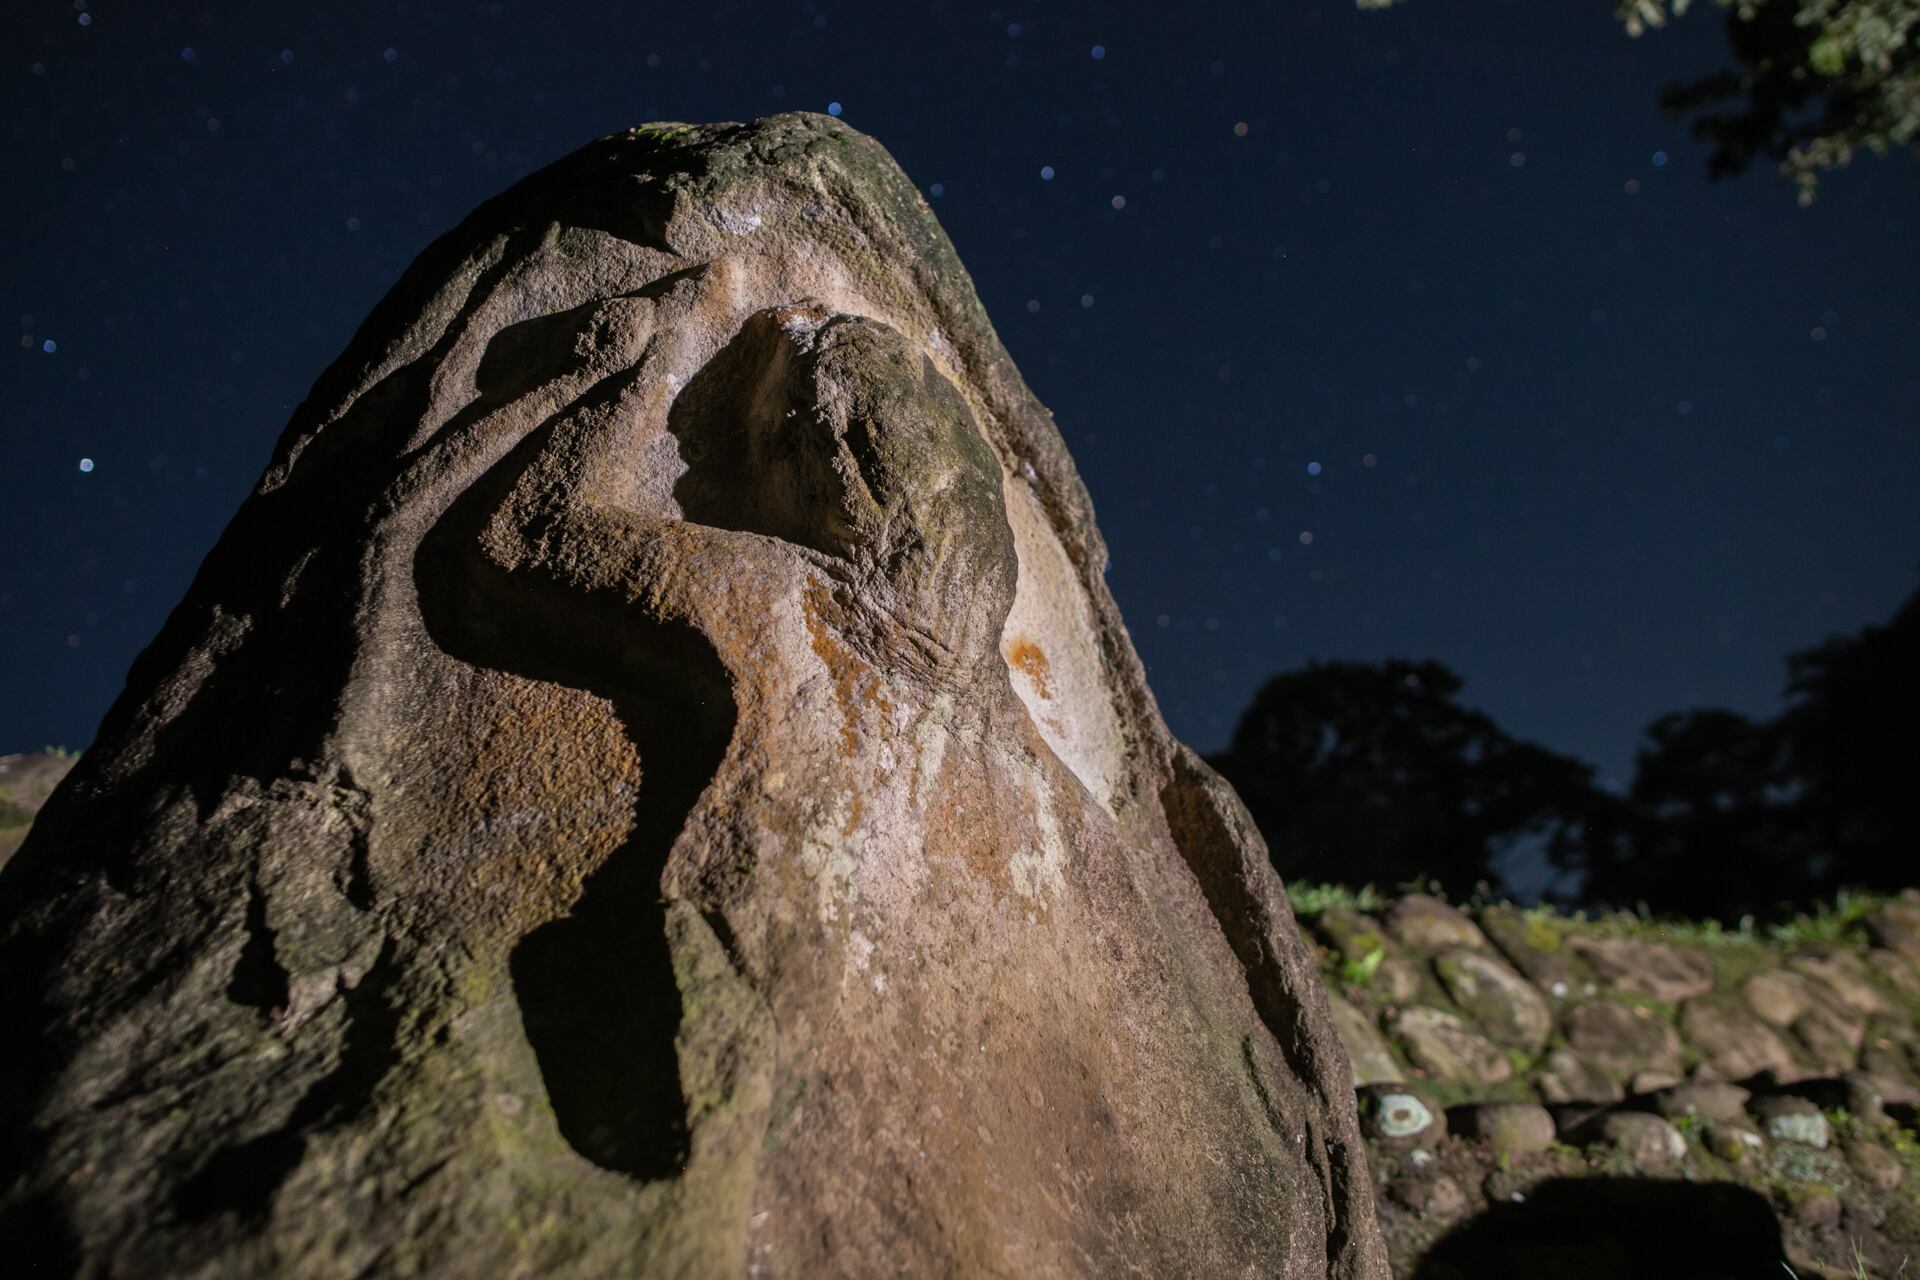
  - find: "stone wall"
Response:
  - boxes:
[1302,889,1920,1278]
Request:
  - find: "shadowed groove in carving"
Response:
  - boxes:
[502,721,713,1180]
[390,263,708,477]
[176,943,404,1223]
[415,369,736,1181]
[667,308,854,558]
[225,879,290,1012]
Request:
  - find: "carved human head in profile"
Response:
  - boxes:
[669,301,1018,676]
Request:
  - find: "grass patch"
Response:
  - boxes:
[1700,939,1779,994]
[1593,987,1680,1022]
[1412,1071,1538,1110]
[1339,945,1387,988]
[1286,881,1387,919]
[1767,888,1889,947]
[1540,888,1894,950]
[1343,882,1898,955]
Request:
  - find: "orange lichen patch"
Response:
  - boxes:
[924,775,1008,896]
[919,740,1038,901]
[642,526,787,716]
[1005,636,1053,701]
[443,675,638,923]
[801,575,894,759]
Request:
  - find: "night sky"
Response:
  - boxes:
[6,1,1918,794]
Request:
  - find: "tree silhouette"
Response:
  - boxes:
[1219,583,1918,916]
[1362,0,1920,203]
[1580,708,1802,917]
[1211,659,1610,896]
[1778,583,1919,891]
[1579,583,1918,915]
[1648,0,1920,204]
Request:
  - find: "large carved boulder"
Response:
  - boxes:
[0,114,1385,1278]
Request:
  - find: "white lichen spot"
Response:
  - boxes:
[1376,1092,1435,1138]
[998,476,1127,812]
[911,715,950,806]
[718,208,764,235]
[1007,778,1067,902]
[927,327,955,362]
[799,792,862,922]
[849,930,875,972]
[781,311,824,347]
[872,971,888,993]
[1767,1111,1830,1149]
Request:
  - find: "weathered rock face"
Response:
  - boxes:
[0,115,1386,1278]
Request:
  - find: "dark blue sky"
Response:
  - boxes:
[5,1,1917,788]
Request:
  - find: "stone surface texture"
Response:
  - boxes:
[0,115,1386,1279]
[1866,900,1920,959]
[1565,936,1713,1003]
[1651,1081,1751,1124]
[1561,1000,1685,1080]
[1594,1112,1688,1168]
[1330,995,1405,1087]
[1430,948,1550,1053]
[1447,1102,1554,1159]
[1390,1008,1513,1087]
[1381,895,1485,952]
[1534,1049,1625,1106]
[1678,998,1797,1082]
